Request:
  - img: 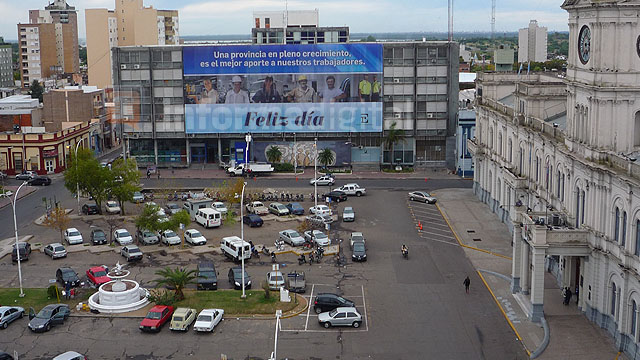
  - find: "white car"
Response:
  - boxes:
[53,351,86,360]
[165,203,181,215]
[269,202,290,216]
[310,205,332,216]
[114,229,133,245]
[105,200,121,214]
[193,308,224,332]
[43,243,67,259]
[309,175,335,186]
[279,229,305,246]
[408,191,437,204]
[161,230,181,246]
[304,230,330,246]
[246,201,269,215]
[342,207,355,222]
[266,271,285,290]
[212,202,228,215]
[132,192,144,203]
[184,229,207,246]
[64,228,83,245]
[350,232,365,248]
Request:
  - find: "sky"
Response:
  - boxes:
[0,0,569,41]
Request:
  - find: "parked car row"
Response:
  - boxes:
[139,305,224,334]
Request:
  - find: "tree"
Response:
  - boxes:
[266,145,282,163]
[29,80,43,103]
[64,148,112,214]
[161,209,191,233]
[213,178,246,208]
[104,214,122,245]
[383,122,405,166]
[153,267,197,300]
[110,158,140,215]
[43,206,71,242]
[135,203,162,235]
[318,148,334,168]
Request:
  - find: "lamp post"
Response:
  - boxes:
[293,133,297,174]
[314,138,318,209]
[270,309,282,360]
[239,181,248,298]
[3,181,28,297]
[245,133,252,168]
[72,138,86,215]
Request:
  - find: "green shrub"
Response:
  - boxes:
[273,163,294,172]
[47,285,59,299]
[147,289,179,306]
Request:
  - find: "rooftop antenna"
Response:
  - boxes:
[491,0,496,44]
[448,0,453,41]
[284,0,288,26]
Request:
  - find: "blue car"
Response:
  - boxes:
[243,214,263,227]
[286,202,305,215]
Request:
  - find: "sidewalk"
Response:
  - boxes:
[436,188,626,360]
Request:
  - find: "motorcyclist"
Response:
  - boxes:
[402,244,408,256]
[298,254,306,264]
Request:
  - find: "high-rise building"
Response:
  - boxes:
[17,0,79,88]
[493,45,515,72]
[518,20,547,63]
[86,0,179,89]
[252,9,348,44]
[0,38,13,87]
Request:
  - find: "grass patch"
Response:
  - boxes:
[174,289,298,315]
[0,287,94,311]
[382,167,414,173]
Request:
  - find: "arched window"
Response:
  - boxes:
[622,211,628,247]
[632,300,638,337]
[507,138,513,162]
[535,155,540,182]
[576,187,581,228]
[611,282,617,316]
[615,207,621,243]
[581,190,586,225]
[634,112,640,147]
[635,219,640,256]
[497,132,503,156]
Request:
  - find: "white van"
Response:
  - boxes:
[195,208,221,228]
[220,236,251,262]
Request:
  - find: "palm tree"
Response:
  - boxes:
[318,148,335,168]
[153,267,197,300]
[383,122,404,165]
[266,145,283,163]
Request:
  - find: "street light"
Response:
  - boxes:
[69,138,86,215]
[293,133,297,175]
[2,181,28,297]
[314,138,318,209]
[239,181,248,298]
[245,133,252,170]
[269,309,282,360]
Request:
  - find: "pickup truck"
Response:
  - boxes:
[246,201,269,215]
[287,271,307,293]
[334,183,366,197]
[227,163,274,176]
[350,232,365,249]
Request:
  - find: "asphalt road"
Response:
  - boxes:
[0,188,527,360]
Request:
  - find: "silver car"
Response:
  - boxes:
[43,243,67,259]
[342,207,355,222]
[0,306,24,329]
[266,271,285,290]
[408,191,437,204]
[318,307,362,328]
[304,230,330,246]
[279,229,305,246]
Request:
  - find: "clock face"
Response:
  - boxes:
[578,25,591,64]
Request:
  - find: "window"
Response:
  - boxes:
[632,300,637,337]
[615,207,620,243]
[635,112,640,147]
[611,282,617,316]
[636,220,640,256]
[622,211,628,247]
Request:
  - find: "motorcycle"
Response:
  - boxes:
[298,254,307,265]
[271,252,277,263]
[402,247,409,259]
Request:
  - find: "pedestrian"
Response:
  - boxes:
[64,281,71,300]
[463,276,471,294]
[566,287,573,305]
[563,287,571,305]
[157,170,160,179]
[146,169,150,179]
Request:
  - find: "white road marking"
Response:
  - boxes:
[304,283,315,331]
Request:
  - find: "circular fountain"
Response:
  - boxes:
[88,262,149,314]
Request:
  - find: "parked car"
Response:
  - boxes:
[304,230,330,246]
[90,228,107,245]
[242,214,263,227]
[15,171,37,180]
[184,229,207,246]
[286,271,306,293]
[196,261,218,290]
[121,245,143,262]
[12,242,32,262]
[81,203,99,215]
[342,207,355,222]
[43,243,67,259]
[161,230,181,246]
[408,191,437,204]
[318,307,362,328]
[139,305,174,332]
[105,200,121,214]
[323,190,347,203]
[64,228,83,245]
[169,307,197,331]
[352,240,367,261]
[86,266,111,287]
[165,203,181,215]
[0,352,12,360]
[52,351,86,360]
[309,205,332,216]
[246,201,269,215]
[350,232,365,248]
[266,271,285,290]
[28,176,51,186]
[333,183,366,197]
[212,202,228,215]
[0,306,24,329]
[269,202,290,216]
[228,267,251,290]
[309,175,335,186]
[279,229,305,246]
[0,171,6,180]
[193,308,224,332]
[28,304,70,332]
[136,229,159,245]
[132,191,145,203]
[314,293,355,314]
[286,202,305,215]
[56,267,80,287]
[306,214,334,226]
[113,229,133,245]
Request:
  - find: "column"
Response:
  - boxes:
[217,138,222,164]
[521,240,530,295]
[186,137,191,166]
[154,138,158,166]
[511,225,522,293]
[530,246,546,323]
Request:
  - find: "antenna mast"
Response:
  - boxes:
[491,0,496,44]
[448,0,453,41]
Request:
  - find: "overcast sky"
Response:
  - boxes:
[0,0,569,40]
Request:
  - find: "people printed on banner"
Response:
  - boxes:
[225,75,251,104]
[252,76,282,103]
[285,75,317,103]
[319,75,347,103]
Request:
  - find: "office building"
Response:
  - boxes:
[0,39,13,88]
[86,0,179,89]
[17,0,79,88]
[252,9,348,44]
[518,20,547,63]
[468,1,640,357]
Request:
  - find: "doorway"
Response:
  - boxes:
[45,159,55,173]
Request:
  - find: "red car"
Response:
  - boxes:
[86,266,111,287]
[139,305,174,332]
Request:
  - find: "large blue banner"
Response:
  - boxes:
[183,44,382,75]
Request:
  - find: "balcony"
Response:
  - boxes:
[466,138,483,156]
[521,212,590,256]
[502,165,527,189]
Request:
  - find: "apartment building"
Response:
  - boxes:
[252,9,348,44]
[518,20,547,63]
[86,0,179,90]
[0,42,13,87]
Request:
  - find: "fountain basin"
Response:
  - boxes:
[88,279,149,314]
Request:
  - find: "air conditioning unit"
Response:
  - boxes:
[120,64,127,69]
[394,113,402,119]
[427,113,434,118]
[393,78,400,83]
[133,64,140,69]
[431,59,437,63]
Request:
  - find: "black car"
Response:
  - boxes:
[313,293,355,314]
[228,267,251,290]
[243,214,263,227]
[27,176,51,186]
[323,191,348,203]
[11,242,31,262]
[352,241,367,262]
[90,228,107,245]
[55,267,80,287]
[82,202,99,215]
[27,304,70,332]
[197,261,218,290]
[0,351,13,360]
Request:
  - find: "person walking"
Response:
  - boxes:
[146,169,151,179]
[463,276,471,294]
[64,281,71,300]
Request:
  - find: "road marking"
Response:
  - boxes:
[361,285,368,331]
[419,230,456,240]
[304,283,315,331]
